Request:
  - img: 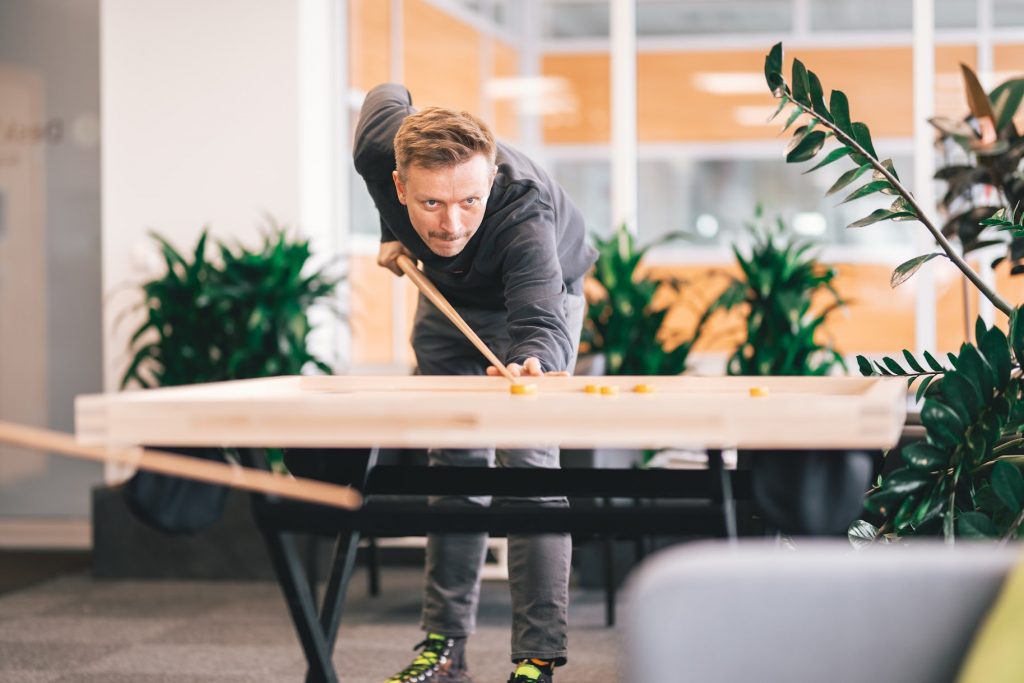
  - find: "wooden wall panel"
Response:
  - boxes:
[492,38,520,142]
[541,52,610,143]
[543,45,975,144]
[349,0,390,92]
[636,262,918,356]
[403,0,481,112]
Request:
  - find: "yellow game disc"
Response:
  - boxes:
[633,384,655,394]
[599,385,619,396]
[583,384,599,394]
[749,386,769,398]
[510,383,537,395]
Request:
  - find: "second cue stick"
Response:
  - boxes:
[395,254,519,384]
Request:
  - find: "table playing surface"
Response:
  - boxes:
[75,375,907,451]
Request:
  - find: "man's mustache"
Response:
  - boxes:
[428,232,468,242]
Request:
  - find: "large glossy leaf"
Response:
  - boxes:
[890,253,942,288]
[791,58,811,106]
[764,42,784,95]
[979,326,1011,391]
[851,122,878,159]
[941,371,982,423]
[826,163,872,196]
[841,180,892,204]
[807,70,830,121]
[921,398,964,450]
[958,511,997,538]
[902,441,949,470]
[803,146,851,174]
[956,344,995,401]
[992,460,1024,514]
[786,130,827,163]
[829,90,853,136]
[990,78,1024,132]
[848,208,916,229]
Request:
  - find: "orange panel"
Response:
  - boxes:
[404,0,481,112]
[350,254,395,365]
[541,53,610,143]
[492,38,520,142]
[543,45,975,144]
[633,262,917,356]
[349,0,390,92]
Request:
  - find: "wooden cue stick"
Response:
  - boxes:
[0,420,363,510]
[396,254,519,384]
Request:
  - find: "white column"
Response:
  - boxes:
[610,0,637,235]
[390,0,408,367]
[518,0,543,161]
[913,0,937,353]
[300,0,347,369]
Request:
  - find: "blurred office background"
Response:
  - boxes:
[2,0,1024,544]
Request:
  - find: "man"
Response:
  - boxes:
[353,83,597,683]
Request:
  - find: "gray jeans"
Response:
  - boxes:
[411,290,585,665]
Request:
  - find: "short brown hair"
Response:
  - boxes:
[394,106,496,180]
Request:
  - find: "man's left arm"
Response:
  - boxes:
[497,215,576,375]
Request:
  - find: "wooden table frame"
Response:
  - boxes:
[75,374,907,683]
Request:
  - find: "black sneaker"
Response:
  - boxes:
[507,659,553,682]
[385,633,473,683]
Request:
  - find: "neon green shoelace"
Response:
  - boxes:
[385,634,449,683]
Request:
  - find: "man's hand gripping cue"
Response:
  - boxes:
[378,241,415,277]
[486,358,570,378]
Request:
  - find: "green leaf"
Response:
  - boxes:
[786,130,827,163]
[920,398,964,450]
[765,42,784,95]
[852,122,878,159]
[940,371,982,423]
[825,163,872,196]
[990,77,1024,132]
[882,357,905,375]
[848,208,916,229]
[841,180,892,205]
[980,326,1011,391]
[829,90,853,136]
[791,58,811,106]
[890,253,942,288]
[956,344,995,402]
[902,350,925,373]
[916,374,937,403]
[992,460,1024,514]
[958,511,997,538]
[923,350,947,372]
[803,146,850,174]
[1011,308,1024,365]
[857,355,876,376]
[902,441,949,470]
[807,70,831,121]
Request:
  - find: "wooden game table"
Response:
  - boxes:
[75,374,907,683]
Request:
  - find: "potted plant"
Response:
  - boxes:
[763,42,1024,543]
[118,225,342,534]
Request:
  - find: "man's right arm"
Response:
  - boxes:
[352,83,413,182]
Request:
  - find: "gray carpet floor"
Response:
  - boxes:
[0,566,624,682]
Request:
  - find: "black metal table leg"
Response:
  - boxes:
[303,446,380,683]
[262,527,338,683]
[708,449,737,542]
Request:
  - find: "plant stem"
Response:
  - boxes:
[784,95,1014,317]
[999,507,1024,545]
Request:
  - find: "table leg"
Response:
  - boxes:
[708,449,738,542]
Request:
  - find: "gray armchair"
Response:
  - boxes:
[624,541,1017,683]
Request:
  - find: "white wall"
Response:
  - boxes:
[101,0,346,392]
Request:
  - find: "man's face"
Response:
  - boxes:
[392,154,496,258]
